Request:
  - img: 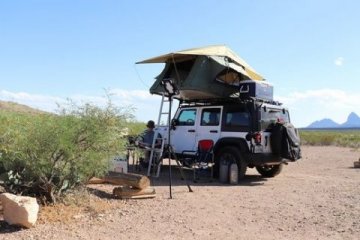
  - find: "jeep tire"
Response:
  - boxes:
[216,146,247,180]
[255,164,283,178]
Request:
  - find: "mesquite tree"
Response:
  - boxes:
[0,100,132,203]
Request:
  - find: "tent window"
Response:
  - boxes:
[164,59,196,83]
[215,69,248,86]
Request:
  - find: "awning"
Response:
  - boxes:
[136,45,264,80]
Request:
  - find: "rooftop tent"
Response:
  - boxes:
[137,45,264,100]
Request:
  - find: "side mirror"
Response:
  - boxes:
[171,119,178,130]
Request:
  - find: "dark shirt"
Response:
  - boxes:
[138,129,161,147]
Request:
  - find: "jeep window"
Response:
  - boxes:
[177,109,197,126]
[201,108,221,126]
[222,109,250,132]
[260,108,290,131]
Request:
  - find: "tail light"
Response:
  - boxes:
[254,132,262,145]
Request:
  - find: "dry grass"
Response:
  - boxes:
[0,100,46,115]
[38,185,125,224]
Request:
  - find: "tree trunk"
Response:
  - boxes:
[104,172,150,190]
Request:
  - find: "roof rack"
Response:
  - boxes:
[251,97,283,106]
[179,97,282,106]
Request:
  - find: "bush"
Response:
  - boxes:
[299,130,360,148]
[0,100,132,203]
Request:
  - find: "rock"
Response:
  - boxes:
[0,193,39,228]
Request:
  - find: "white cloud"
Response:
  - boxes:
[111,89,153,99]
[334,57,344,66]
[0,89,162,122]
[0,90,65,112]
[3,88,358,128]
[276,89,360,127]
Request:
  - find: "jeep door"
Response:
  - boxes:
[195,107,222,145]
[170,108,198,153]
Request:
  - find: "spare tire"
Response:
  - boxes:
[270,122,302,161]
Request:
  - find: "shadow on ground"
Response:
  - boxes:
[0,220,23,233]
[128,164,268,188]
[86,187,116,199]
[85,163,269,200]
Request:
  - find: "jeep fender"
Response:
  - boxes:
[214,137,250,160]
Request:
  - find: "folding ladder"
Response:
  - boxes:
[147,93,170,177]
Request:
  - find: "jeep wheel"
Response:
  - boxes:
[256,164,283,178]
[216,146,247,180]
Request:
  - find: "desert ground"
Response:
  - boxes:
[1,146,359,240]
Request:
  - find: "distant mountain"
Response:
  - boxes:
[0,100,46,114]
[341,112,360,128]
[307,112,360,128]
[307,118,340,128]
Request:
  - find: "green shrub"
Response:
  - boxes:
[0,100,132,203]
[299,130,360,148]
[126,121,146,136]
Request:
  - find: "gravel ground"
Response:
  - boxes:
[1,146,359,240]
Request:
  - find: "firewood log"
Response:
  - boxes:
[104,172,150,190]
[113,186,156,199]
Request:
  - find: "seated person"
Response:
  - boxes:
[136,120,162,167]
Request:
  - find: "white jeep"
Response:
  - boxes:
[157,98,301,179]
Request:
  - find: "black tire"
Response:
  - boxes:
[255,164,283,178]
[215,146,247,180]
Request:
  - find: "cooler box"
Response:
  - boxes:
[238,80,273,101]
[110,156,128,173]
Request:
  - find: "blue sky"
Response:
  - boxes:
[0,0,359,127]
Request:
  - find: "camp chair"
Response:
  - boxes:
[182,139,215,182]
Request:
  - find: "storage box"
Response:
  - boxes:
[110,156,128,173]
[238,80,273,101]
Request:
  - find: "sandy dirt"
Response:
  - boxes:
[1,146,359,240]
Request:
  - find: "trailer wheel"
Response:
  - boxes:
[256,164,283,178]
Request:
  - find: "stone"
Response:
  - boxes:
[0,193,39,228]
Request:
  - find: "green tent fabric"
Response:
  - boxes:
[137,45,264,100]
